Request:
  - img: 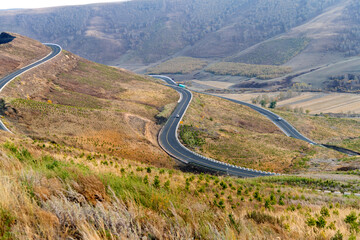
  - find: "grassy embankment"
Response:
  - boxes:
[178,93,340,173]
[147,57,208,74]
[0,136,360,239]
[273,109,360,153]
[180,92,360,172]
[0,49,178,168]
[0,32,50,78]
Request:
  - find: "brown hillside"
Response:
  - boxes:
[0,38,178,168]
[0,32,50,78]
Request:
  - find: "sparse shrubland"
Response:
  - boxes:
[205,62,292,79]
[0,48,178,168]
[0,136,360,239]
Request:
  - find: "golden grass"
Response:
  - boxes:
[0,49,178,168]
[273,109,360,144]
[0,135,359,239]
[147,57,208,74]
[0,33,50,78]
[181,92,328,173]
[205,62,292,79]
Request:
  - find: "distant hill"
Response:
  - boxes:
[0,0,355,69]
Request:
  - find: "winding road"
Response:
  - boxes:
[0,45,355,178]
[0,43,62,132]
[152,75,360,177]
[151,75,279,177]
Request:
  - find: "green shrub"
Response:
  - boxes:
[179,125,206,148]
[0,207,15,239]
[344,211,359,232]
[307,216,316,227]
[330,231,343,240]
[320,206,330,217]
[153,176,160,189]
[316,216,326,228]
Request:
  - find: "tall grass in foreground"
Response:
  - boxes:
[0,140,359,239]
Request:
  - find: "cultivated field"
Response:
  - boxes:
[218,92,360,114]
[205,62,292,79]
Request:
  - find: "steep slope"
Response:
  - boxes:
[0,34,178,168]
[1,136,360,239]
[0,32,50,78]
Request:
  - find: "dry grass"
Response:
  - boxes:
[0,33,50,78]
[272,109,360,145]
[0,135,359,239]
[147,57,208,74]
[0,48,178,168]
[180,92,329,173]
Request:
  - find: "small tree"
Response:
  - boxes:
[269,100,277,109]
[260,99,267,107]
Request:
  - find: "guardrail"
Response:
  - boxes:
[152,76,279,177]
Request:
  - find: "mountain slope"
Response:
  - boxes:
[0,32,50,78]
[0,0,346,68]
[0,34,178,168]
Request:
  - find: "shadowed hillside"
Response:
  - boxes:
[0,0,345,67]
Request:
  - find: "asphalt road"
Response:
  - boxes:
[151,75,277,177]
[212,95,317,145]
[151,75,317,145]
[0,43,62,131]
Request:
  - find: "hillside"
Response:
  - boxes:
[1,135,360,239]
[0,0,347,68]
[0,35,178,168]
[179,93,360,174]
[1,32,360,239]
[0,32,50,78]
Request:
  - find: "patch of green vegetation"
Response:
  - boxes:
[11,98,92,116]
[205,62,292,79]
[59,60,126,92]
[230,38,309,65]
[147,57,208,74]
[156,102,177,119]
[3,141,90,181]
[100,173,176,213]
[260,176,359,193]
[338,138,360,152]
[179,125,206,148]
[51,89,104,109]
[0,207,15,239]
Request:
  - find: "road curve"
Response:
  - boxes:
[0,43,62,132]
[151,75,317,145]
[151,75,277,177]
